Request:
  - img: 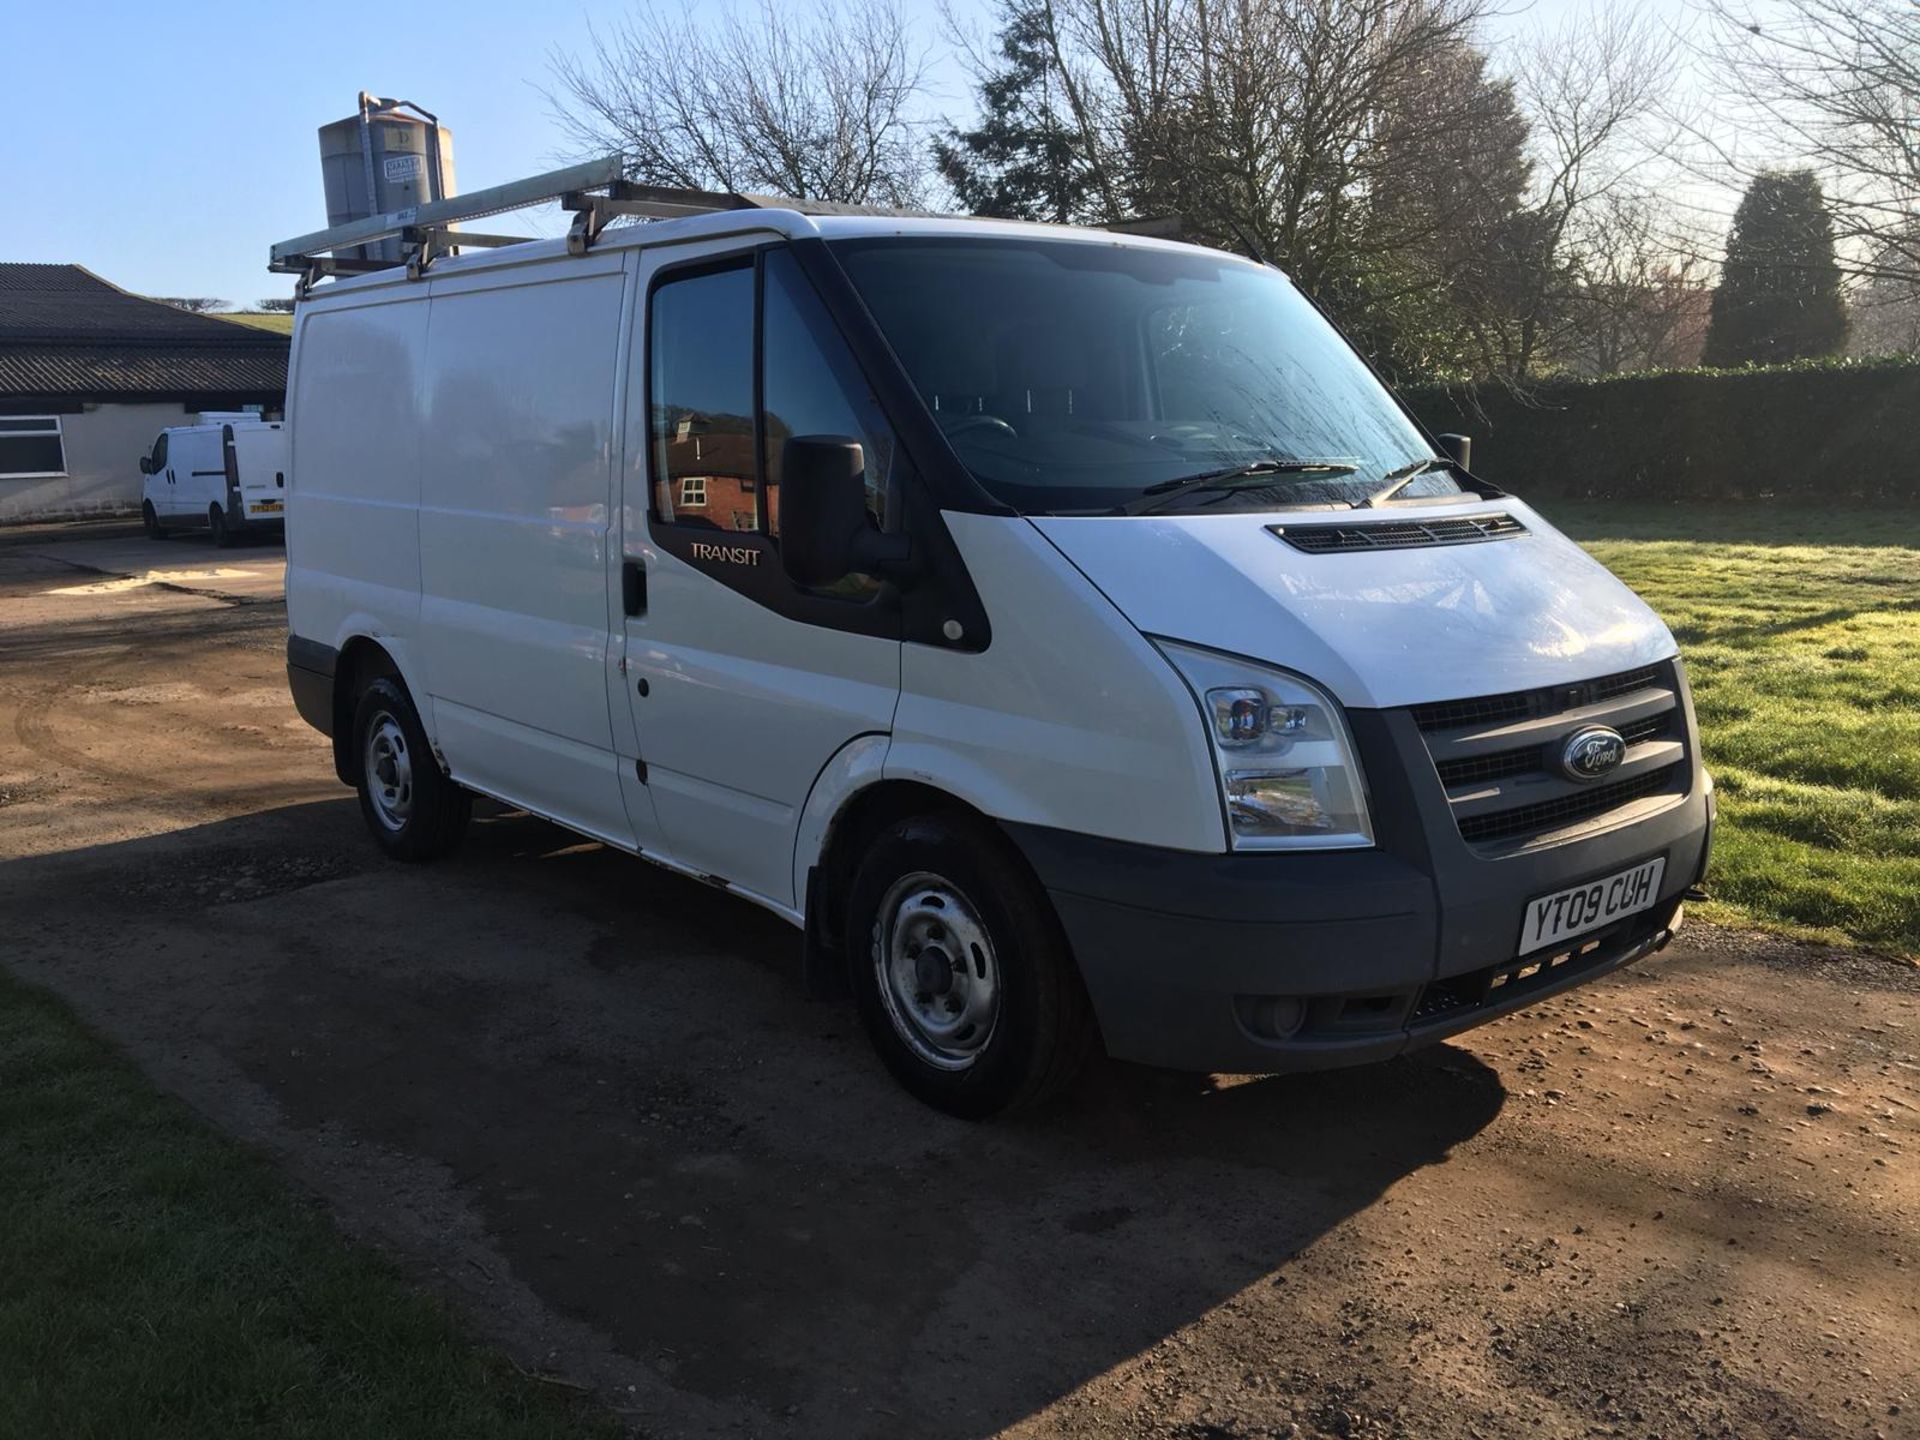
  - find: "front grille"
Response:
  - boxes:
[1411,662,1666,732]
[1271,512,1527,554]
[1593,665,1662,701]
[1412,661,1688,849]
[1618,712,1670,746]
[1412,691,1534,733]
[1436,710,1672,789]
[1456,761,1683,844]
[1436,746,1540,787]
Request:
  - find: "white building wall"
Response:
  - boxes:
[0,402,188,523]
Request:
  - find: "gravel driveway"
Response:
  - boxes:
[2,539,1914,1440]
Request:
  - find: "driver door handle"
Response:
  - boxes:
[622,559,647,617]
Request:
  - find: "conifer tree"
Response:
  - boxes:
[1703,170,1849,366]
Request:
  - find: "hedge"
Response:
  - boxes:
[1400,359,1920,504]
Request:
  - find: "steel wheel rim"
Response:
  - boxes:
[363,711,414,832]
[874,872,1001,1072]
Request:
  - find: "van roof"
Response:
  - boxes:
[297,207,1270,306]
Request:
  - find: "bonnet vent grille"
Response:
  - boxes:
[1271,513,1527,554]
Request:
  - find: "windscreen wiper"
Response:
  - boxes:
[1358,456,1449,508]
[1123,459,1359,516]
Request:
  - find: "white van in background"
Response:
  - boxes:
[140,419,287,544]
[278,196,1712,1118]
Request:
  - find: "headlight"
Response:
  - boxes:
[1155,639,1373,851]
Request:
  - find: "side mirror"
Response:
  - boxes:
[1437,433,1472,470]
[778,435,910,588]
[138,455,153,475]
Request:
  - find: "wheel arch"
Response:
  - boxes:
[800,772,1055,1001]
[328,636,406,784]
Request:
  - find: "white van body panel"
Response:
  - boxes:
[416,250,636,847]
[177,427,224,518]
[889,512,1225,854]
[286,284,429,697]
[143,425,216,519]
[228,424,287,521]
[1030,498,1677,711]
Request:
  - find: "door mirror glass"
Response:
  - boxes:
[139,455,153,474]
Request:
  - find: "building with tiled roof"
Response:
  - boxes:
[0,263,288,521]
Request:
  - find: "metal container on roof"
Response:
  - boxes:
[317,94,457,264]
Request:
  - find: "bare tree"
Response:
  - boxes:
[1700,0,1920,284]
[1029,0,1501,284]
[1849,227,1920,355]
[256,298,297,314]
[548,0,932,206]
[1554,191,1711,373]
[153,297,229,314]
[1499,2,1677,376]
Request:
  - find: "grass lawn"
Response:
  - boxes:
[0,971,618,1440]
[217,311,295,335]
[1548,502,1920,958]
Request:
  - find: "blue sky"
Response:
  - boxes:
[0,0,1685,307]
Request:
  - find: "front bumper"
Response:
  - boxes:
[1003,707,1712,1073]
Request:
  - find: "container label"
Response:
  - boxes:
[383,154,423,183]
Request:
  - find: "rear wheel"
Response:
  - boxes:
[847,812,1093,1118]
[350,677,470,861]
[141,501,164,539]
[208,503,233,548]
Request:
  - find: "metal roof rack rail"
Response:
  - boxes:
[270,154,1182,297]
[269,157,943,297]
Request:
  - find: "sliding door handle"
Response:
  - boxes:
[621,559,647,617]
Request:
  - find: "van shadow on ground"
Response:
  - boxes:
[1,798,1507,1439]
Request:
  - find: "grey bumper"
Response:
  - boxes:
[1003,707,1713,1073]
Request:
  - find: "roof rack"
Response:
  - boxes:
[270,154,1190,297]
[269,156,948,297]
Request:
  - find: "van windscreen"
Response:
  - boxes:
[829,238,1463,515]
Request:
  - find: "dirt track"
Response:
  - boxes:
[2,537,1916,1440]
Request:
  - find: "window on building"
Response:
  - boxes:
[0,416,66,478]
[679,475,707,508]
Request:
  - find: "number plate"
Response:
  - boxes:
[1519,856,1666,955]
[251,500,283,513]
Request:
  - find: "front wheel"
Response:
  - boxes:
[350,677,471,861]
[208,503,233,548]
[847,813,1094,1118]
[141,501,164,539]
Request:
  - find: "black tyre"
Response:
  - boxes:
[847,812,1094,1118]
[141,501,164,539]
[350,677,471,862]
[209,503,234,548]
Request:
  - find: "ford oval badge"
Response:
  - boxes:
[1561,726,1626,782]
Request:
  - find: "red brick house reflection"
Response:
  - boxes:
[654,409,784,532]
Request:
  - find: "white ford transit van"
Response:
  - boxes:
[140,419,287,544]
[280,196,1712,1116]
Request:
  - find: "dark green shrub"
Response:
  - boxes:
[1402,359,1920,503]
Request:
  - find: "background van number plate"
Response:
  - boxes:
[1520,856,1665,954]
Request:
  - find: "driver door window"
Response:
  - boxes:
[646,247,895,596]
[650,263,757,530]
